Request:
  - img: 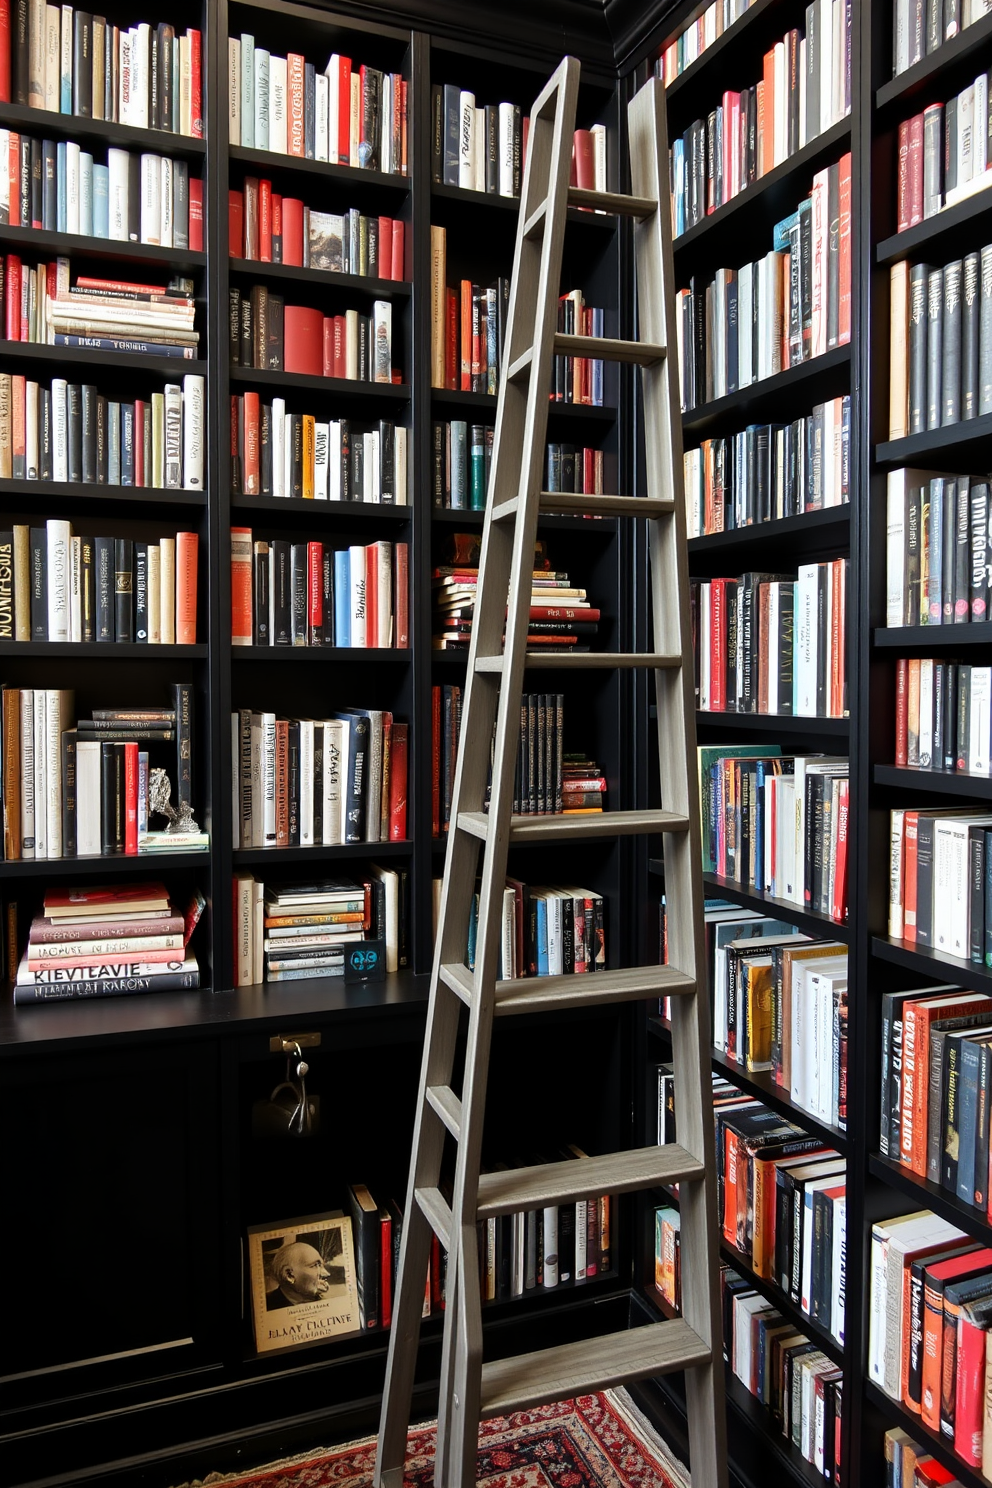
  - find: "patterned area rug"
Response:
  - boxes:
[172,1388,689,1488]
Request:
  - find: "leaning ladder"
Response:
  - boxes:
[375,60,727,1488]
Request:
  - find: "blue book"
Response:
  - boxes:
[592,307,604,405]
[53,335,197,358]
[79,151,93,237]
[92,163,109,238]
[56,141,67,233]
[333,549,350,645]
[107,402,120,484]
[535,895,549,976]
[467,893,480,971]
[673,138,685,236]
[449,420,467,509]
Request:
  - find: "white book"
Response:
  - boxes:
[160,156,173,248]
[889,807,906,937]
[893,0,910,74]
[19,689,35,859]
[776,775,797,900]
[179,32,192,136]
[918,657,934,766]
[253,47,269,152]
[33,689,47,859]
[799,37,807,148]
[591,121,607,193]
[164,383,182,488]
[542,1205,559,1287]
[972,665,992,774]
[252,878,265,983]
[458,90,476,189]
[313,421,329,498]
[44,4,60,111]
[46,519,71,641]
[699,582,711,708]
[269,55,288,154]
[737,261,753,387]
[69,535,81,641]
[147,544,161,644]
[473,105,485,191]
[819,0,833,133]
[831,1192,847,1344]
[885,469,908,626]
[107,147,129,241]
[75,740,101,855]
[328,420,341,500]
[51,378,68,481]
[78,150,92,236]
[132,23,150,129]
[315,72,328,162]
[396,426,408,504]
[65,139,80,235]
[349,70,361,164]
[377,541,393,646]
[28,0,46,108]
[345,308,359,379]
[325,56,340,164]
[773,40,788,164]
[372,299,392,383]
[24,382,38,479]
[60,5,72,115]
[299,719,314,845]
[228,36,241,145]
[240,33,255,149]
[261,711,277,845]
[363,431,376,502]
[234,874,252,985]
[369,863,399,972]
[811,170,829,355]
[323,718,347,844]
[498,100,515,196]
[45,688,72,857]
[182,373,204,490]
[976,73,989,176]
[794,564,818,715]
[159,537,175,643]
[139,153,162,245]
[271,398,286,498]
[958,82,975,185]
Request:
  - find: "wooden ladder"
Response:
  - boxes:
[375,59,727,1488]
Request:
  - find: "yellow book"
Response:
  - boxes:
[302,415,315,499]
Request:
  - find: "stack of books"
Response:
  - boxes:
[229,401,407,503]
[888,254,992,437]
[894,658,992,773]
[655,0,759,86]
[5,259,199,359]
[233,870,404,982]
[897,74,992,228]
[432,549,600,653]
[562,754,606,815]
[546,443,608,497]
[430,86,530,196]
[884,1427,966,1487]
[229,179,405,279]
[888,808,992,959]
[229,287,393,383]
[430,420,493,510]
[11,882,203,1004]
[892,0,990,75]
[886,470,992,624]
[428,232,510,394]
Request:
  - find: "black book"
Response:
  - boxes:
[942,259,962,426]
[170,682,193,812]
[80,535,94,642]
[67,384,83,483]
[266,294,283,370]
[157,22,174,131]
[432,421,445,506]
[304,62,316,161]
[430,84,443,183]
[916,812,941,943]
[351,432,363,503]
[910,275,930,428]
[239,293,253,367]
[485,104,498,194]
[173,160,189,249]
[95,395,107,483]
[379,420,394,504]
[511,104,522,196]
[269,540,291,645]
[981,246,992,415]
[339,420,351,501]
[926,267,943,431]
[253,542,269,646]
[29,527,46,641]
[12,0,28,104]
[73,12,93,117]
[39,389,52,480]
[289,543,307,645]
[42,139,56,229]
[442,83,460,187]
[942,476,956,622]
[149,25,159,130]
[134,543,148,642]
[260,402,272,495]
[290,415,303,498]
[944,95,959,200]
[114,537,133,643]
[100,740,124,854]
[963,251,980,420]
[121,403,135,486]
[81,384,97,483]
[972,482,991,621]
[126,150,140,241]
[0,532,12,640]
[228,289,241,364]
[17,134,29,229]
[94,536,113,641]
[334,710,369,843]
[322,552,333,645]
[312,724,324,844]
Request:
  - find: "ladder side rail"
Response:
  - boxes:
[629,76,728,1488]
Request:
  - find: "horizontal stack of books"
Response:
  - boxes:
[561,754,606,815]
[897,73,992,228]
[432,551,600,653]
[233,870,405,982]
[230,401,407,503]
[888,253,992,436]
[11,881,203,1004]
[1,373,205,489]
[232,708,408,848]
[1,9,203,132]
[230,179,405,280]
[229,287,393,383]
[228,38,407,175]
[888,809,992,960]
[231,533,408,648]
[5,260,200,360]
[895,659,992,774]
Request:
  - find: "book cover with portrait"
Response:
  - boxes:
[247,1211,359,1353]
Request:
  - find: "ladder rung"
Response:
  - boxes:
[477,1143,704,1218]
[506,347,534,383]
[457,808,690,843]
[415,1186,452,1250]
[440,960,696,1016]
[480,1318,711,1418]
[475,652,680,672]
[491,493,675,523]
[567,186,657,218]
[523,200,547,239]
[553,332,665,366]
[425,1083,462,1140]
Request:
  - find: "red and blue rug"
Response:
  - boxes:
[174,1390,689,1488]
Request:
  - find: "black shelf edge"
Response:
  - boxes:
[874,764,992,798]
[227,259,412,298]
[231,646,410,661]
[701,871,852,942]
[869,1152,992,1247]
[682,345,851,437]
[232,842,413,865]
[673,118,852,256]
[864,1381,989,1488]
[1,343,207,377]
[430,181,616,231]
[0,102,207,158]
[0,224,207,272]
[0,642,206,658]
[0,851,210,878]
[0,480,207,507]
[230,494,411,518]
[696,709,850,736]
[229,145,411,193]
[229,366,410,402]
[872,933,990,989]
[876,11,992,110]
[687,504,850,555]
[876,184,992,265]
[875,414,992,465]
[873,622,992,648]
[430,387,617,422]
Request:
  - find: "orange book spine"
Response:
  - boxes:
[830,560,843,715]
[175,531,199,644]
[243,391,260,495]
[761,51,775,175]
[460,280,472,391]
[230,527,253,645]
[287,53,305,157]
[838,152,852,345]
[395,541,409,648]
[302,415,315,500]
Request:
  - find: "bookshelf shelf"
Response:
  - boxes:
[0,224,207,272]
[869,1153,992,1247]
[681,345,851,438]
[0,851,211,879]
[864,1382,989,1488]
[0,342,207,377]
[0,480,207,507]
[232,842,413,866]
[230,646,410,661]
[431,387,617,423]
[700,871,852,942]
[874,764,992,798]
[230,494,411,519]
[686,505,850,556]
[871,934,991,990]
[875,10,992,111]
[431,508,619,533]
[0,102,208,159]
[696,709,850,735]
[873,623,992,649]
[875,186,992,266]
[229,367,411,404]
[875,415,992,466]
[227,260,412,298]
[0,642,207,658]
[228,145,412,196]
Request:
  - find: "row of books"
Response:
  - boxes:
[229,399,408,504]
[669,0,851,235]
[11,882,204,1006]
[467,881,607,979]
[893,0,991,75]
[0,524,197,644]
[896,75,992,231]
[5,258,199,357]
[655,0,757,84]
[869,1207,992,1472]
[430,85,526,197]
[676,159,853,411]
[698,746,850,921]
[551,290,605,405]
[683,397,851,537]
[2,133,201,249]
[888,808,992,959]
[0,683,197,861]
[230,535,408,650]
[0,372,204,488]
[884,1427,963,1487]
[232,707,408,850]
[692,559,849,717]
[896,658,992,774]
[228,287,393,383]
[233,874,404,984]
[227,37,406,176]
[229,180,405,281]
[1,8,202,134]
[889,252,992,438]
[886,470,992,625]
[428,246,510,395]
[433,556,600,653]
[429,427,610,513]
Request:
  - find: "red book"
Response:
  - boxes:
[322,317,335,377]
[282,197,304,266]
[124,742,139,856]
[5,254,21,340]
[378,1208,393,1330]
[378,216,392,278]
[336,55,352,163]
[134,400,146,485]
[7,132,18,225]
[366,543,379,647]
[391,219,404,281]
[831,779,849,922]
[902,809,919,942]
[307,542,323,642]
[258,179,272,261]
[907,113,924,227]
[243,391,260,495]
[445,286,457,389]
[895,656,908,765]
[333,315,346,378]
[431,686,441,837]
[838,152,852,345]
[188,28,203,137]
[228,189,243,257]
[459,280,472,391]
[284,305,324,376]
[395,541,409,647]
[389,722,408,841]
[287,53,306,157]
[955,1303,990,1464]
[573,128,595,191]
[0,0,10,104]
[189,179,203,251]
